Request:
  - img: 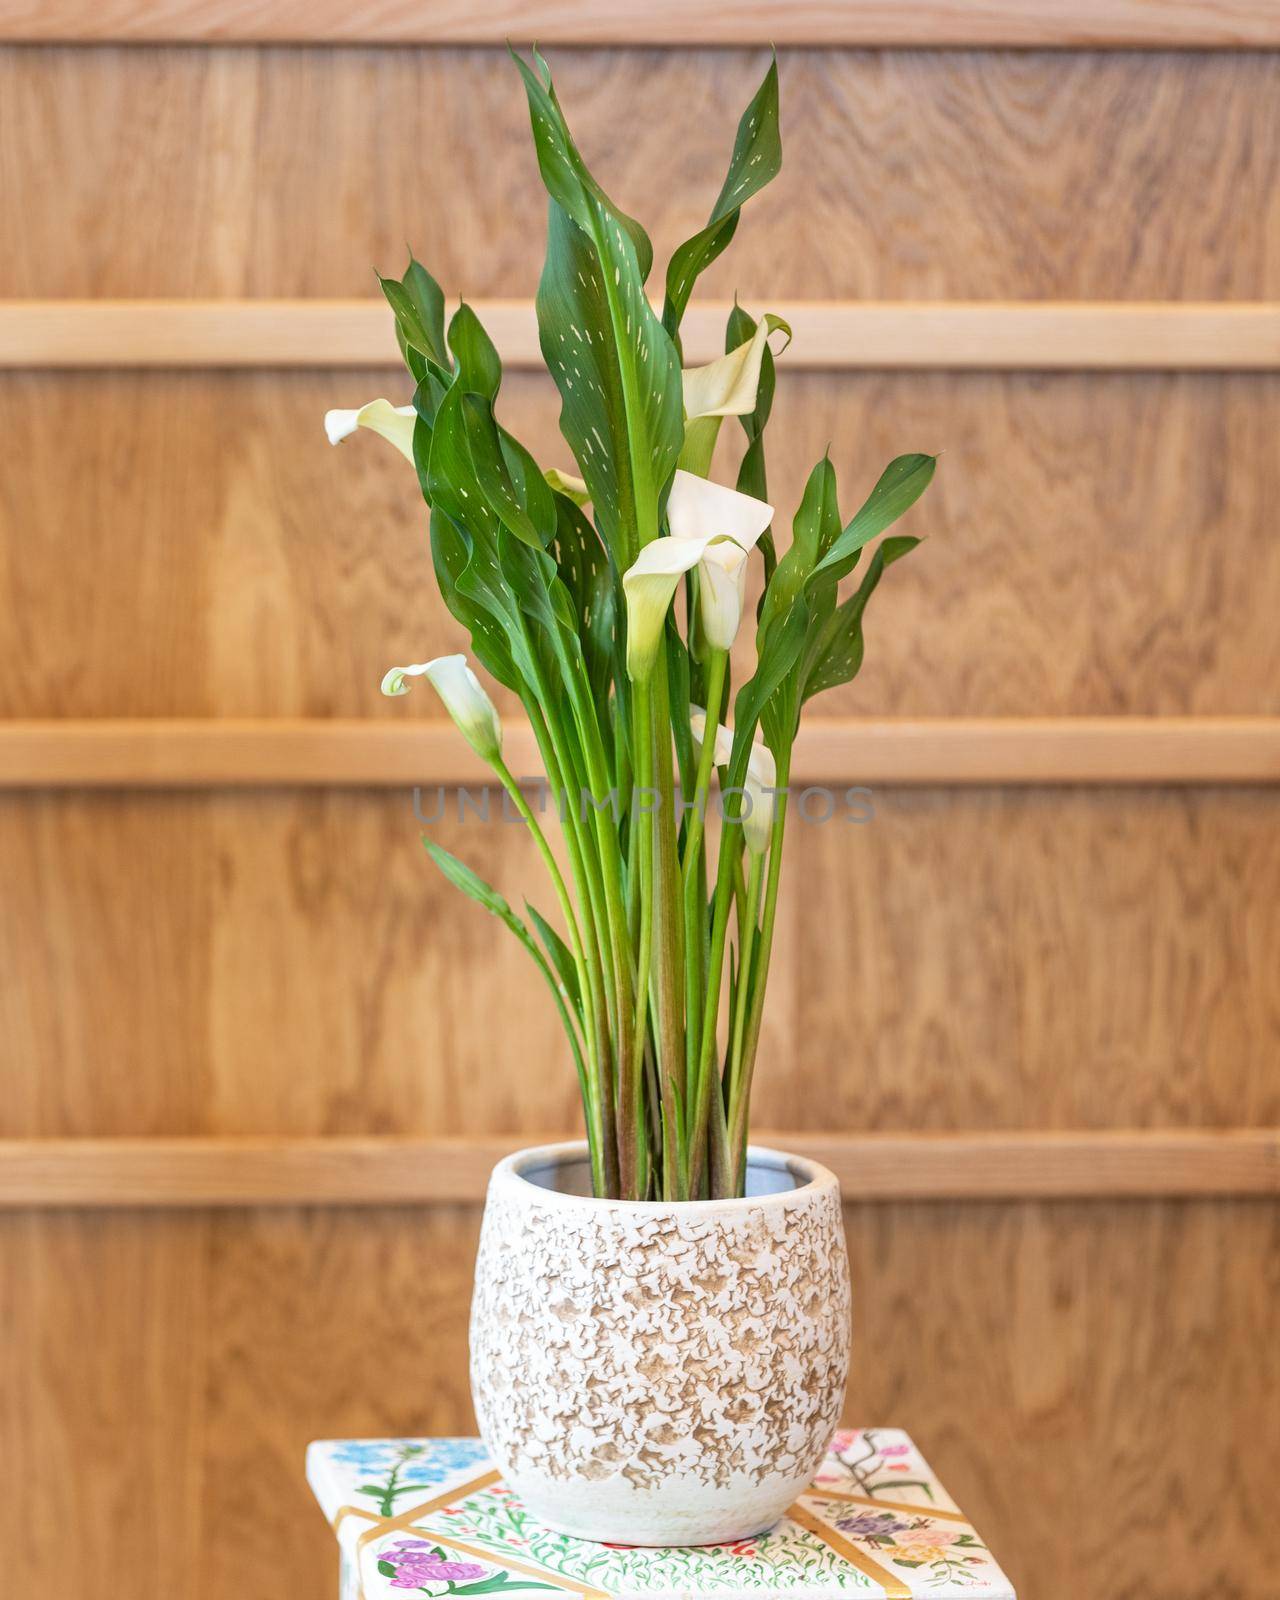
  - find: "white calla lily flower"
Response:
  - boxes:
[622,471,773,679]
[689,706,777,856]
[324,399,418,464]
[381,653,502,765]
[681,317,772,422]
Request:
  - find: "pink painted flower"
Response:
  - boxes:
[879,1444,911,1458]
[830,1430,859,1453]
[893,1525,955,1552]
[381,1539,487,1588]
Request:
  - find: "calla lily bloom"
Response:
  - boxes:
[682,317,773,422]
[325,399,418,464]
[622,471,773,680]
[381,653,502,765]
[689,706,777,857]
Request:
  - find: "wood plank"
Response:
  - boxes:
[6,369,1280,722]
[5,0,1279,47]
[2,717,1278,789]
[8,53,1280,307]
[7,300,1280,371]
[5,787,1277,1143]
[0,1129,1274,1208]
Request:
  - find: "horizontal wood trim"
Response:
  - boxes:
[0,1130,1274,1208]
[6,300,1280,372]
[2,717,1278,789]
[5,0,1279,48]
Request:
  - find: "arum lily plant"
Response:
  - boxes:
[326,52,935,1200]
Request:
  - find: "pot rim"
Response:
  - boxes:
[491,1139,840,1214]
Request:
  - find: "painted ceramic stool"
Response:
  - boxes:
[308,1429,1016,1600]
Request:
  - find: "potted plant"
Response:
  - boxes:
[326,50,934,1546]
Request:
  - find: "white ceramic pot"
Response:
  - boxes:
[469,1141,850,1546]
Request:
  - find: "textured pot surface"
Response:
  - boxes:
[469,1142,851,1546]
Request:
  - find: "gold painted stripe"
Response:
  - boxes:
[806,1487,971,1524]
[788,1501,913,1598]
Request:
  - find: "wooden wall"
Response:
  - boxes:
[2,13,1279,1599]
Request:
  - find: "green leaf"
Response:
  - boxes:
[663,58,781,346]
[379,253,449,378]
[552,492,616,720]
[424,841,527,932]
[511,47,654,279]
[733,599,808,758]
[757,456,839,646]
[512,50,684,566]
[427,385,538,682]
[427,508,520,692]
[450,1578,559,1596]
[802,535,921,703]
[449,302,503,401]
[810,453,936,584]
[526,903,581,1007]
[538,200,684,567]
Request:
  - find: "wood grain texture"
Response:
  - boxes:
[5,0,1280,47]
[781,785,1280,1133]
[1,1129,1275,1207]
[4,367,1280,721]
[3,1200,1277,1600]
[5,716,1280,788]
[2,36,1279,1600]
[11,299,1280,371]
[6,49,1280,303]
[2,787,1279,1141]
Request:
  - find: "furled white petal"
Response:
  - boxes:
[696,538,751,652]
[381,653,502,764]
[622,537,709,681]
[682,318,771,421]
[689,706,734,768]
[666,469,773,552]
[544,467,590,506]
[690,711,777,855]
[324,400,418,463]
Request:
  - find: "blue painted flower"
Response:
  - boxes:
[330,1438,490,1484]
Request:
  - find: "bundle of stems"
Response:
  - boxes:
[326,50,935,1200]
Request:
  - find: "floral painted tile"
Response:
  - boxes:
[307,1434,1015,1600]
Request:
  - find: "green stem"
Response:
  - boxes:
[680,649,727,1089]
[684,776,745,1199]
[726,846,766,1121]
[562,673,635,1193]
[493,753,586,980]
[647,659,687,1198]
[488,753,593,1096]
[728,746,791,1193]
[524,697,615,1196]
[627,686,657,1200]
